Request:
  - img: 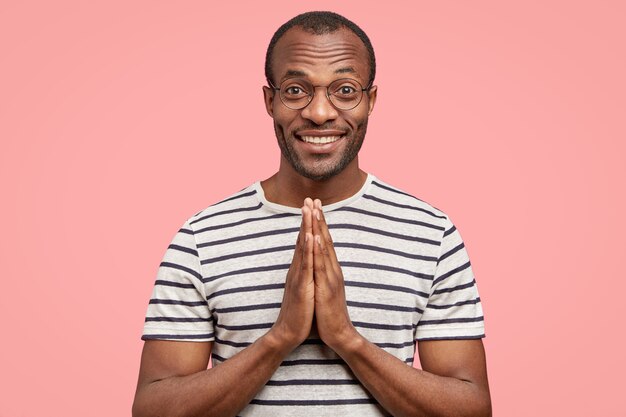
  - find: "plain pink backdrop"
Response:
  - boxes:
[1,1,624,415]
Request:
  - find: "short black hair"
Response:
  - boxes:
[265,11,376,87]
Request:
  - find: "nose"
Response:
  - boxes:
[300,86,339,125]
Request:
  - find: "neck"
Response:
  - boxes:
[261,157,368,208]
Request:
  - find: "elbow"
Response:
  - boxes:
[475,388,492,417]
[461,380,491,417]
[131,395,147,417]
[132,391,162,417]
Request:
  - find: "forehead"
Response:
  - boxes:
[271,27,369,83]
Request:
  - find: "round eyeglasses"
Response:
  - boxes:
[269,78,372,111]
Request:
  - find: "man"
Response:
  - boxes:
[133,11,491,417]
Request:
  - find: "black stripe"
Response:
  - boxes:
[433,261,471,285]
[142,333,214,340]
[418,316,484,326]
[202,264,290,283]
[250,398,375,406]
[417,334,485,341]
[154,280,196,289]
[335,206,445,231]
[345,280,429,299]
[202,245,294,265]
[195,212,297,235]
[374,340,415,349]
[206,283,285,301]
[198,227,299,248]
[334,242,437,262]
[265,379,359,386]
[145,316,212,323]
[179,228,194,235]
[214,337,252,348]
[353,321,415,331]
[168,244,198,257]
[281,359,345,366]
[301,339,324,345]
[213,303,282,314]
[438,243,465,265]
[433,279,476,295]
[329,224,440,246]
[215,322,273,331]
[372,180,419,199]
[362,194,446,219]
[191,203,263,225]
[427,297,481,310]
[159,262,202,281]
[347,300,423,314]
[443,225,456,238]
[149,298,205,307]
[209,189,257,207]
[341,261,433,281]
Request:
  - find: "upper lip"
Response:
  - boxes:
[296,129,345,137]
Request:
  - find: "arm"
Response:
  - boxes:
[133,337,291,417]
[133,205,316,417]
[310,201,491,417]
[331,337,491,417]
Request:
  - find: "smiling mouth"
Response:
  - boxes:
[299,135,342,144]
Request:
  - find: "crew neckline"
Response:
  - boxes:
[253,173,375,214]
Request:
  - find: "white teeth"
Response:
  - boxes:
[300,136,341,144]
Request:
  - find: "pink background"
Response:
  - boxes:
[1,1,624,415]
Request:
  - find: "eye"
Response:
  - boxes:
[285,86,304,95]
[281,80,311,99]
[338,85,357,95]
[331,81,360,99]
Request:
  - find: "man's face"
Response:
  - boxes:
[263,27,377,181]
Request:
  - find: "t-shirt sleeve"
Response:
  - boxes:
[415,217,485,341]
[141,219,214,342]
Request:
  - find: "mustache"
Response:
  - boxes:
[292,123,347,133]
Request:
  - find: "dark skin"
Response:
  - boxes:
[133,27,491,417]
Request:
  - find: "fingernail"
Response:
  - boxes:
[305,234,309,242]
[315,235,321,245]
[316,211,320,221]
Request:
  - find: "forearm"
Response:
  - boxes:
[133,332,292,417]
[335,336,491,417]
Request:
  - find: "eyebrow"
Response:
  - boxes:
[284,69,307,78]
[334,66,356,74]
[282,66,357,79]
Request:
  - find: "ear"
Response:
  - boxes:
[366,85,377,116]
[263,86,275,118]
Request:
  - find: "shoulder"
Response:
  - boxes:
[183,183,261,233]
[365,176,453,231]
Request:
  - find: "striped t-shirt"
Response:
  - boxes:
[142,174,485,416]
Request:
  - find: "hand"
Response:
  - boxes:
[311,199,360,352]
[268,199,315,351]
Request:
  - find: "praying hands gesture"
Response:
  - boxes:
[270,198,358,353]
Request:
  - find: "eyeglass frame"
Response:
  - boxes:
[268,77,374,111]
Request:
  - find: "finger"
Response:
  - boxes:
[313,234,328,284]
[302,232,314,277]
[313,215,338,289]
[302,205,313,237]
[304,197,314,210]
[314,202,341,275]
[311,207,324,253]
[313,199,333,247]
[289,206,307,274]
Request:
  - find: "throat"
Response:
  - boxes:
[261,167,368,208]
